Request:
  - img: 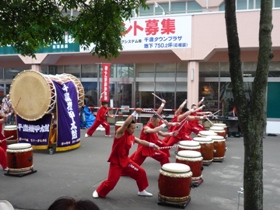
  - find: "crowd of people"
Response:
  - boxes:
[85,96,213,199]
[1,93,214,208]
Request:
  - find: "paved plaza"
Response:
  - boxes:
[1,128,279,210]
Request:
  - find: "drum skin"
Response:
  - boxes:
[158,163,192,200]
[10,70,56,121]
[7,143,33,171]
[178,140,201,153]
[210,126,226,138]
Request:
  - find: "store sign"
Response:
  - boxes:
[121,16,192,50]
[101,63,111,102]
[80,15,192,52]
[0,34,80,54]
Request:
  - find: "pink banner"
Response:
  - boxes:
[102,63,110,102]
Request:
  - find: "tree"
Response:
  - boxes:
[224,1,273,210]
[0,0,147,59]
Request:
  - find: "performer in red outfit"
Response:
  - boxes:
[0,112,8,171]
[163,105,208,147]
[188,97,212,135]
[85,93,114,137]
[130,115,176,166]
[92,108,159,198]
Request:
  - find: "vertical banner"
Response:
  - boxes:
[102,63,111,102]
[53,80,80,151]
[17,114,52,150]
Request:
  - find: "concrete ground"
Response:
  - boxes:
[0,127,279,210]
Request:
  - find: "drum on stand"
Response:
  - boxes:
[209,126,226,138]
[4,125,18,145]
[178,140,201,153]
[176,150,203,186]
[5,143,37,177]
[158,163,192,208]
[115,121,125,133]
[193,137,214,166]
[10,70,56,121]
[212,123,228,138]
[207,135,226,162]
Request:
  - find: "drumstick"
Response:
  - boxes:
[159,144,178,150]
[114,108,118,117]
[143,109,164,121]
[152,93,163,101]
[206,117,214,125]
[213,110,221,115]
[0,135,14,143]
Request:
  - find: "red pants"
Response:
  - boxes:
[87,120,110,136]
[165,134,193,147]
[96,161,149,198]
[0,146,7,170]
[131,149,169,167]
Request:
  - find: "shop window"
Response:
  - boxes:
[81,65,98,78]
[65,65,80,78]
[187,1,202,13]
[171,2,186,14]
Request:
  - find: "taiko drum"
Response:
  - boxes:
[158,163,192,205]
[6,143,33,172]
[207,135,226,162]
[176,150,203,182]
[178,140,201,153]
[193,137,214,165]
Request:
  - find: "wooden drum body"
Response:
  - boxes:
[209,126,226,138]
[213,123,228,137]
[115,121,125,133]
[193,137,214,165]
[158,163,192,205]
[208,135,226,162]
[176,150,203,182]
[178,140,201,153]
[7,143,33,172]
[4,125,18,144]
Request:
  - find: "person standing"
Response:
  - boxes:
[0,111,8,171]
[92,108,159,198]
[85,93,114,137]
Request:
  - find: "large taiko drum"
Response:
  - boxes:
[198,130,217,137]
[158,163,192,205]
[115,121,125,133]
[47,74,84,108]
[4,125,18,145]
[176,150,203,182]
[6,143,33,172]
[62,73,85,108]
[10,70,57,121]
[178,140,201,153]
[207,135,226,162]
[213,123,228,137]
[193,137,214,165]
[209,126,226,138]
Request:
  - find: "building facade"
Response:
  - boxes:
[1,0,280,133]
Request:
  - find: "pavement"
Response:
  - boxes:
[0,127,279,210]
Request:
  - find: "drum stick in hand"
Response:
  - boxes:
[152,93,163,101]
[206,117,214,125]
[0,135,14,143]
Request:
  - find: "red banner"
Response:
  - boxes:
[101,63,110,102]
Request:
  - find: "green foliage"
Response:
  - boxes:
[0,0,147,59]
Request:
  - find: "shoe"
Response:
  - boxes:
[3,167,8,171]
[92,190,99,198]
[105,135,111,137]
[85,133,89,138]
[138,190,153,197]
